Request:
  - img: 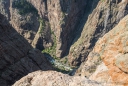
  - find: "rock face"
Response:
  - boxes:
[0,0,10,21]
[0,0,53,51]
[0,0,92,58]
[115,54,128,73]
[13,71,102,86]
[76,52,102,77]
[1,0,128,85]
[12,12,128,85]
[10,2,40,44]
[77,15,128,85]
[0,0,80,59]
[1,0,127,62]
[0,14,53,86]
[0,0,41,45]
[89,62,111,85]
[67,0,128,66]
[27,0,89,57]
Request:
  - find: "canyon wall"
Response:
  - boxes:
[68,0,128,66]
[0,13,53,86]
[13,15,128,86]
[77,13,128,86]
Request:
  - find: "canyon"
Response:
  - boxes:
[0,0,128,86]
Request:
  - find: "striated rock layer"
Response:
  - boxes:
[0,0,90,58]
[77,14,128,86]
[0,14,53,86]
[1,0,127,62]
[13,14,128,85]
[67,0,128,66]
[26,0,89,57]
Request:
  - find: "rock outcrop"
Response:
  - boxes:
[10,0,43,46]
[77,14,128,86]
[0,0,128,63]
[0,0,10,21]
[12,14,128,86]
[0,0,53,51]
[10,2,40,44]
[0,13,53,86]
[76,52,102,77]
[67,0,128,66]
[27,0,89,58]
[13,71,102,86]
[0,0,91,58]
[0,0,128,86]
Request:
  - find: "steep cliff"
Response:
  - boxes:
[0,0,91,59]
[0,13,53,86]
[77,14,128,86]
[10,0,40,44]
[0,0,53,51]
[0,0,10,21]
[0,0,128,86]
[67,0,128,66]
[12,14,128,86]
[26,0,89,58]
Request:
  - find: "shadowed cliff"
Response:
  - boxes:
[0,14,53,86]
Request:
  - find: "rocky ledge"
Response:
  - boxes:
[13,71,102,86]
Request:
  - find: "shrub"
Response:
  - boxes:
[42,32,57,59]
[12,0,38,15]
[38,18,45,33]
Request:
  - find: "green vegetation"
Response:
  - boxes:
[12,0,38,15]
[54,66,71,74]
[52,60,73,74]
[101,0,105,2]
[59,12,66,25]
[42,32,57,59]
[42,31,73,73]
[63,57,68,64]
[38,18,45,33]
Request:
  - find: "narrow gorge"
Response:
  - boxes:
[0,0,128,86]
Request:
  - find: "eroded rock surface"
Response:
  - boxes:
[0,14,53,86]
[1,0,127,61]
[0,0,53,51]
[67,0,128,66]
[27,0,89,57]
[76,52,102,77]
[0,0,91,58]
[77,14,128,86]
[10,5,39,44]
[13,71,102,86]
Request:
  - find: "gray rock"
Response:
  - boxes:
[13,71,102,86]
